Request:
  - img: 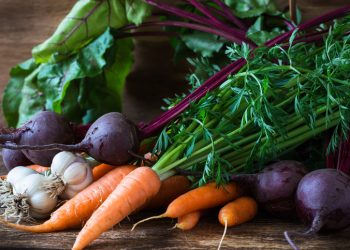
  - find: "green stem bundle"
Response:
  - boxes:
[151,21,350,183]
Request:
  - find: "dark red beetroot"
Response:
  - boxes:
[0,111,75,166]
[231,160,308,217]
[2,149,33,171]
[78,112,139,165]
[285,169,350,249]
[0,112,139,166]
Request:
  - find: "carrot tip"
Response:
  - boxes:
[217,219,227,250]
[169,223,178,230]
[131,214,164,231]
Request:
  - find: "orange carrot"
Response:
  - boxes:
[132,182,241,229]
[92,164,114,181]
[27,165,49,173]
[217,197,258,250]
[175,211,201,230]
[218,196,257,227]
[145,175,190,210]
[0,165,136,233]
[72,167,161,250]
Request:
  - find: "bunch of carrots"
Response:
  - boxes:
[0,162,258,250]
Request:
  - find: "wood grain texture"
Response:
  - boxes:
[0,210,349,250]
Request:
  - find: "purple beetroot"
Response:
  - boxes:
[0,112,139,166]
[231,160,308,217]
[2,149,33,171]
[285,168,350,250]
[0,111,75,166]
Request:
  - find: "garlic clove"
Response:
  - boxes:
[29,191,58,218]
[14,174,46,196]
[51,151,80,176]
[60,165,93,199]
[7,166,37,187]
[62,162,90,185]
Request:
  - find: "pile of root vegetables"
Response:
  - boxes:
[1,1,350,250]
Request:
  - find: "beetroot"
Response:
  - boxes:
[0,111,75,166]
[231,160,308,217]
[2,149,32,171]
[0,112,139,166]
[285,168,350,250]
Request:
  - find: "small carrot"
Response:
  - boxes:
[132,182,241,229]
[72,167,161,250]
[175,211,201,230]
[92,164,114,181]
[0,165,136,233]
[145,175,190,210]
[27,165,49,173]
[217,196,258,250]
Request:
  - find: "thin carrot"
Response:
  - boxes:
[217,196,258,250]
[132,182,241,229]
[72,166,161,250]
[0,165,136,233]
[145,175,190,210]
[175,211,201,230]
[27,165,49,173]
[92,164,114,181]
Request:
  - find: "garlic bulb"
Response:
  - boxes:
[48,151,93,199]
[4,173,58,220]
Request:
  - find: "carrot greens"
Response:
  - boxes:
[146,12,350,185]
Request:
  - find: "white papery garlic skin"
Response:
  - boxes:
[49,151,93,199]
[12,173,58,219]
[59,161,93,200]
[7,166,37,189]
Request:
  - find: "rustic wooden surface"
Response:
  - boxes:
[0,159,349,250]
[1,0,350,249]
[0,212,350,250]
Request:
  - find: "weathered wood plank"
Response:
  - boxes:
[0,212,350,249]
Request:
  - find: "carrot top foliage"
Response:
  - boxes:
[150,14,350,185]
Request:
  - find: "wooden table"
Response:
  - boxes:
[0,183,349,250]
[1,0,350,249]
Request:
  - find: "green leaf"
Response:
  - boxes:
[224,0,280,19]
[181,32,224,57]
[125,0,152,25]
[78,38,133,123]
[36,29,114,114]
[2,59,38,127]
[17,66,47,126]
[32,0,151,63]
[6,28,134,127]
[247,16,284,45]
